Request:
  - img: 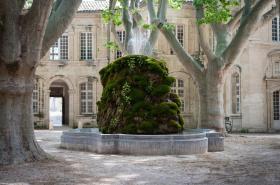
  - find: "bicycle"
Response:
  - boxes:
[224,116,233,133]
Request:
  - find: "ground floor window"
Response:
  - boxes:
[273,91,280,120]
[80,82,93,114]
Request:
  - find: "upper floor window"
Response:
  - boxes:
[32,80,39,114]
[272,17,280,42]
[80,82,93,114]
[49,34,68,60]
[176,25,184,47]
[170,25,184,54]
[274,61,280,76]
[80,32,93,60]
[231,72,241,114]
[171,79,185,112]
[115,31,125,59]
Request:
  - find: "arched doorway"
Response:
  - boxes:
[49,80,70,127]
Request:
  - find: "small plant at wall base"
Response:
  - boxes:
[97,55,184,134]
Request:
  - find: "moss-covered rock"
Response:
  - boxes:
[97,55,184,134]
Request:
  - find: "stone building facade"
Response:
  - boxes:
[33,0,280,132]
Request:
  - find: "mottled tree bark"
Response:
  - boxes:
[0,64,49,165]
[0,0,82,165]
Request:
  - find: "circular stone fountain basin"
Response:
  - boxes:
[60,128,224,155]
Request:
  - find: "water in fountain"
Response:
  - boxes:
[127,28,152,56]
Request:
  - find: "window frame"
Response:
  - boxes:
[115,30,126,59]
[49,33,69,60]
[272,17,280,42]
[171,78,186,112]
[170,24,184,55]
[80,32,93,61]
[80,82,94,114]
[32,80,39,114]
[231,71,241,114]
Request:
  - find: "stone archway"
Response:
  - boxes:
[44,76,75,128]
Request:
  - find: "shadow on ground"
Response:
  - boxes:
[1,131,280,185]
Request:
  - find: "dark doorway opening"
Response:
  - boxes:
[49,81,69,126]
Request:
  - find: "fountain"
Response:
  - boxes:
[61,29,224,155]
[61,55,224,155]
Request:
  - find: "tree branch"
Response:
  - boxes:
[111,24,127,54]
[196,6,216,61]
[157,0,167,22]
[121,0,133,50]
[227,7,243,30]
[159,25,204,78]
[211,24,231,57]
[41,0,82,58]
[227,0,258,31]
[0,0,40,65]
[222,0,275,71]
[147,0,160,48]
[108,0,126,53]
[240,0,253,24]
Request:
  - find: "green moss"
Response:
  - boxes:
[151,84,171,97]
[130,88,145,102]
[138,120,158,134]
[122,123,137,134]
[168,120,182,130]
[97,55,186,134]
[163,76,176,86]
[170,93,181,107]
[179,115,184,127]
[132,75,149,87]
[152,102,179,117]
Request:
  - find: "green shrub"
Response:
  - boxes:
[97,55,185,134]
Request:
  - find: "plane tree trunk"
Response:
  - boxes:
[204,62,225,131]
[194,62,225,131]
[0,63,48,165]
[0,0,82,165]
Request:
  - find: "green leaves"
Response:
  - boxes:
[101,8,122,26]
[194,0,239,24]
[162,23,175,31]
[168,0,185,9]
[104,41,119,51]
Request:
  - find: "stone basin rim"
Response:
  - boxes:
[60,128,224,155]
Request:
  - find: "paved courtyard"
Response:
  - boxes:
[1,130,280,185]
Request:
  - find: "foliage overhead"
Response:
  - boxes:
[193,0,239,24]
[102,0,239,27]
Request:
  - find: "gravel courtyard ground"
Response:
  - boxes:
[1,130,280,185]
